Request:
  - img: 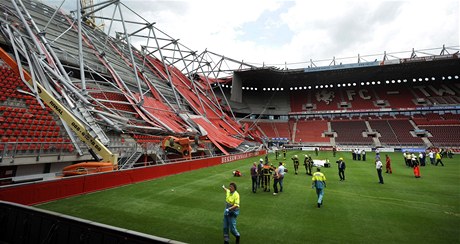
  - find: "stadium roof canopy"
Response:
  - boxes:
[234,52,460,88]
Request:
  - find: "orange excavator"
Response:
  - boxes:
[161,136,193,160]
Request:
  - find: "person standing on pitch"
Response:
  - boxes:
[435,151,444,166]
[311,167,327,208]
[257,158,264,188]
[405,152,412,167]
[262,162,273,192]
[304,155,314,175]
[376,159,384,184]
[413,159,421,178]
[308,155,314,175]
[385,154,392,174]
[336,157,346,181]
[292,155,300,175]
[250,162,258,193]
[418,151,425,166]
[428,150,435,165]
[303,155,309,175]
[273,162,286,195]
[222,183,240,244]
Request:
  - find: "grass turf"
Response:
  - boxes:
[37,151,460,243]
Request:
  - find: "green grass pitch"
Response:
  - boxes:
[37,150,460,244]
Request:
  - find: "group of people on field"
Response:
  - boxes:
[274,147,287,160]
[401,148,448,179]
[290,154,314,175]
[250,158,286,195]
[224,147,451,244]
[351,148,366,161]
[436,148,455,159]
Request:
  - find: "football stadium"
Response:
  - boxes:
[0,0,459,243]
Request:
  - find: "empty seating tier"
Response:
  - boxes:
[295,120,329,143]
[420,125,460,147]
[331,121,373,145]
[0,66,72,154]
[368,120,399,145]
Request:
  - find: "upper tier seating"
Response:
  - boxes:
[289,82,460,113]
[411,84,460,105]
[373,85,417,109]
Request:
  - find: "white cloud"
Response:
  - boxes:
[45,0,459,68]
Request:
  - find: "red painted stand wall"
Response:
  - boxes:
[0,151,265,205]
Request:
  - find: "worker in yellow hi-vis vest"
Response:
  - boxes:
[222,182,240,244]
[311,167,326,208]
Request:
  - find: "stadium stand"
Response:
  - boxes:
[0,66,73,154]
[410,112,460,146]
[421,125,460,147]
[289,81,460,113]
[331,120,373,145]
[243,91,292,115]
[442,112,460,120]
[256,122,277,138]
[273,122,291,139]
[411,83,460,105]
[373,85,416,109]
[387,119,424,145]
[0,0,267,186]
[287,82,460,112]
[255,121,291,140]
[290,89,342,112]
[368,120,400,146]
[294,120,330,143]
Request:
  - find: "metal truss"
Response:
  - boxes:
[77,0,256,124]
[0,0,260,156]
[312,45,460,69]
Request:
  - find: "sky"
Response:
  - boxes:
[45,0,459,68]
